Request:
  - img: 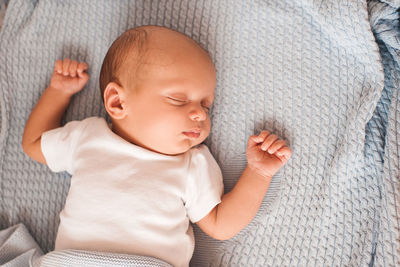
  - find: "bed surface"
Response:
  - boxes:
[0,0,399,266]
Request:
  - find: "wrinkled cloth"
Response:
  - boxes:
[0,224,172,267]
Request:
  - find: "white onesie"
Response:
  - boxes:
[41,117,224,267]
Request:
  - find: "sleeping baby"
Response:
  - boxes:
[22,25,292,267]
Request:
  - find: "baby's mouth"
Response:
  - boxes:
[182,129,201,139]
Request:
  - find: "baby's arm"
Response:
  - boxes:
[197,131,292,240]
[22,59,89,164]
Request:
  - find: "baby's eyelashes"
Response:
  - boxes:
[167,96,187,104]
[166,96,211,113]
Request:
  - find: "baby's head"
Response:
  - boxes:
[99,26,216,155]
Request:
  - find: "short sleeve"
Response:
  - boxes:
[185,145,224,223]
[41,119,89,174]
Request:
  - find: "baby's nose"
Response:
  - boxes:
[189,107,206,121]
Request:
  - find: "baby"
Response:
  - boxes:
[22,26,292,267]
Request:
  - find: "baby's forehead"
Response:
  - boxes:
[114,26,215,85]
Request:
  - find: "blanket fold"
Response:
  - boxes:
[0,224,42,267]
[0,224,172,267]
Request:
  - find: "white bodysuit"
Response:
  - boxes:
[41,117,223,267]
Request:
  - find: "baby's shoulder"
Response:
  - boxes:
[60,116,109,141]
[76,116,109,132]
[80,116,107,126]
[188,144,218,165]
[186,144,222,180]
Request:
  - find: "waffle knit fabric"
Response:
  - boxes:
[0,0,398,266]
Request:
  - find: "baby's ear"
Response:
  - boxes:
[103,82,127,120]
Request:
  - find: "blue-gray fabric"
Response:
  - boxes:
[0,224,172,267]
[0,0,398,266]
[367,0,400,265]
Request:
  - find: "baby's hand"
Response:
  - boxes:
[49,59,89,96]
[246,130,292,179]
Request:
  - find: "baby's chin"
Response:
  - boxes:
[154,138,205,156]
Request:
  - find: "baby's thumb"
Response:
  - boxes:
[78,71,89,81]
[78,72,90,88]
[247,135,260,148]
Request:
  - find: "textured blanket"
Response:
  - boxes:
[0,0,399,266]
[0,224,172,266]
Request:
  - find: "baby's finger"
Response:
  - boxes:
[261,134,278,151]
[248,130,270,148]
[276,146,292,159]
[255,130,270,143]
[69,60,78,77]
[268,139,286,154]
[54,60,63,74]
[247,130,269,147]
[62,59,71,75]
[77,62,88,77]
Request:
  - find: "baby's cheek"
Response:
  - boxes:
[203,121,211,138]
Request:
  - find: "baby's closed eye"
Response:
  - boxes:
[167,96,187,105]
[166,96,211,113]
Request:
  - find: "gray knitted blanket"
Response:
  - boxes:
[0,0,399,266]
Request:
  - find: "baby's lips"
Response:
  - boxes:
[182,131,201,139]
[183,127,202,138]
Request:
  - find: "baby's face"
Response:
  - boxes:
[118,30,216,155]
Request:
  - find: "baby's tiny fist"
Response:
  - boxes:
[49,59,89,96]
[246,131,292,178]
